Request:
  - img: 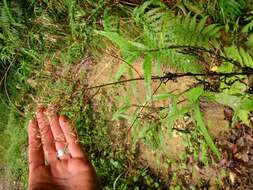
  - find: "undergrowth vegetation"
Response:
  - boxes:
[1,0,253,189]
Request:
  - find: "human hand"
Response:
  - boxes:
[28,108,99,190]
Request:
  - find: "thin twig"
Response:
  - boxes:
[84,71,253,90]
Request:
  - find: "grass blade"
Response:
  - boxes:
[193,105,221,160]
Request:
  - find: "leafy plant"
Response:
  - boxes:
[3,0,253,189]
[205,92,253,126]
[98,0,223,159]
[218,0,246,23]
[242,11,253,33]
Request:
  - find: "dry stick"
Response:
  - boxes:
[85,71,253,90]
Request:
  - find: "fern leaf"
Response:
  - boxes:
[193,105,221,159]
[96,31,147,51]
[239,47,253,68]
[242,12,253,33]
[224,45,253,69]
[218,0,246,22]
[189,14,198,32]
[197,16,208,33]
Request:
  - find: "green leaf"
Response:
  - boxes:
[186,87,204,103]
[143,54,152,99]
[96,31,147,51]
[224,45,253,69]
[237,109,249,126]
[115,63,128,81]
[114,52,140,81]
[128,67,139,98]
[197,16,208,33]
[242,19,253,33]
[236,98,253,126]
[189,14,197,31]
[112,105,131,120]
[165,104,191,129]
[240,98,253,110]
[213,93,241,110]
[193,105,221,159]
[239,47,253,68]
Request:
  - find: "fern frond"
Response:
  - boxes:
[224,45,253,69]
[168,13,222,47]
[99,1,222,73]
[242,11,253,33]
[133,2,171,33]
[143,12,221,72]
[218,0,246,22]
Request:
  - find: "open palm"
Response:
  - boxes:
[28,108,99,190]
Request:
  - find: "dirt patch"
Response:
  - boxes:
[0,166,21,190]
[86,48,233,187]
[201,100,230,138]
[0,180,21,190]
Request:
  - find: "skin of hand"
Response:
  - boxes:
[28,108,100,190]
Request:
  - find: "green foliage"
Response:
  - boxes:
[224,45,253,69]
[99,1,222,80]
[218,0,246,23]
[206,92,253,126]
[2,0,253,188]
[0,111,28,188]
[98,0,224,160]
[193,105,221,159]
[242,11,253,33]
[0,0,126,188]
[133,1,221,71]
[143,54,152,98]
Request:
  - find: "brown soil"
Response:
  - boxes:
[87,48,233,188]
[0,166,21,190]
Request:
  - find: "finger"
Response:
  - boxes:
[48,114,71,160]
[28,118,44,170]
[59,116,86,159]
[36,108,57,163]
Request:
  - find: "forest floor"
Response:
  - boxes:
[84,51,253,189]
[1,0,253,189]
